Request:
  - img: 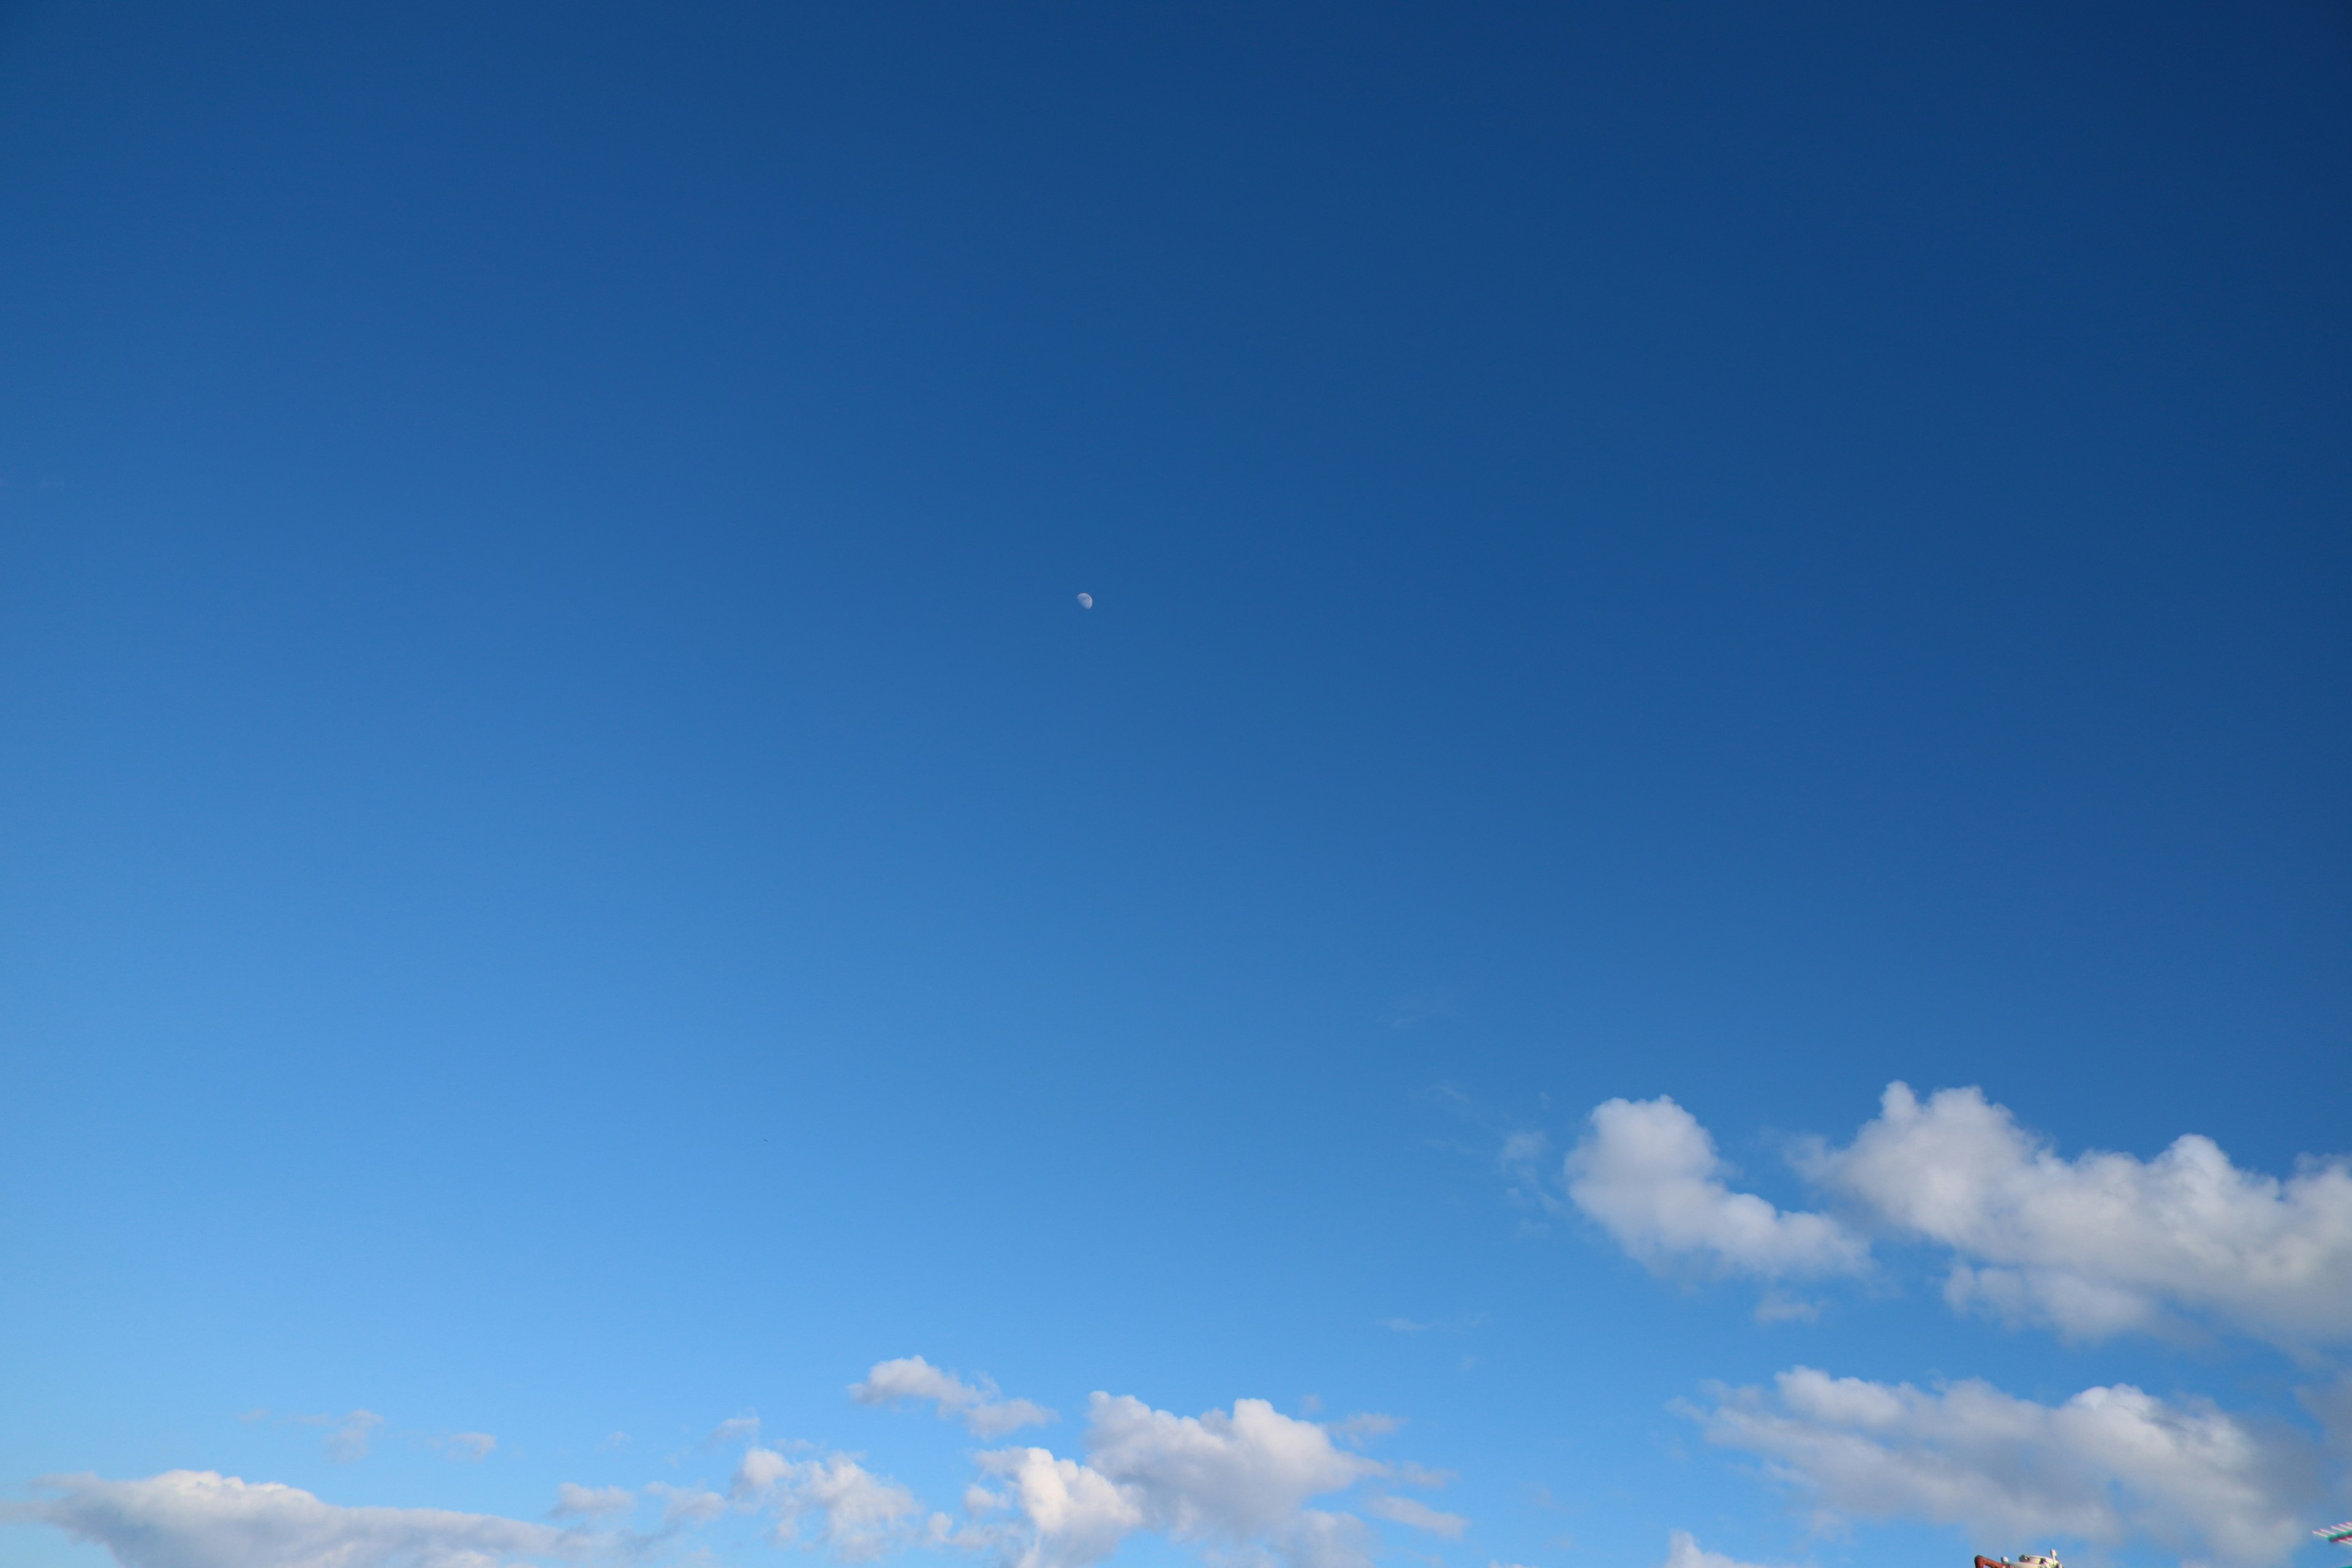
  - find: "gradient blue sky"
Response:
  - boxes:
[3,5,2350,1568]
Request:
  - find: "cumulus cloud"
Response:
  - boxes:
[1806,1083,2352,1349]
[1558,1084,2352,1352]
[1694,1366,2323,1567]
[979,1393,1385,1568]
[1564,1097,1868,1280]
[853,1357,1055,1438]
[442,1433,497,1462]
[1362,1495,1467,1537]
[974,1447,1145,1568]
[4,1469,578,1568]
[1661,1531,1777,1568]
[549,1485,635,1523]
[733,1448,924,1561]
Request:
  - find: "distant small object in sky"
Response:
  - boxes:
[1076,592,1093,609]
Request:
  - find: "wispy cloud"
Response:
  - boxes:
[4,1470,582,1568]
[288,1410,385,1464]
[1364,1494,1468,1537]
[550,1483,635,1522]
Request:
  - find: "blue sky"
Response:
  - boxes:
[2,4,2349,1568]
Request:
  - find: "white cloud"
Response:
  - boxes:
[645,1483,726,1529]
[1325,1412,1403,1446]
[443,1433,497,1462]
[708,1415,762,1446]
[1363,1495,1467,1537]
[292,1409,385,1463]
[1694,1366,2323,1567]
[1806,1083,2352,1350]
[853,1356,1055,1438]
[976,1447,1145,1568]
[1565,1098,1868,1280]
[978,1393,1384,1568]
[1661,1531,1777,1568]
[4,1470,578,1568]
[733,1449,923,1561]
[549,1485,634,1523]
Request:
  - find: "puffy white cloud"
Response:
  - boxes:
[1694,1366,2322,1567]
[978,1393,1385,1568]
[548,1485,634,1523]
[853,1356,1055,1438]
[1807,1083,2352,1349]
[4,1469,578,1568]
[1660,1531,1777,1568]
[1086,1392,1375,1542]
[976,1447,1145,1568]
[1565,1097,1868,1280]
[442,1433,497,1462]
[1362,1495,1467,1537]
[733,1448,923,1561]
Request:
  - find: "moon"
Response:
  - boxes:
[1076,592,1093,609]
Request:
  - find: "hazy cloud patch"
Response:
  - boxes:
[4,1469,579,1568]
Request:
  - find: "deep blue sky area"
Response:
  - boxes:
[2,7,2349,1568]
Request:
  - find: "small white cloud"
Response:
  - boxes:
[1326,1412,1403,1446]
[551,1483,635,1521]
[595,1431,630,1453]
[851,1355,1055,1438]
[440,1433,495,1463]
[1566,1098,1868,1280]
[4,1469,573,1568]
[1662,1531,1777,1568]
[1365,1495,1468,1537]
[1694,1365,2323,1567]
[733,1449,922,1561]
